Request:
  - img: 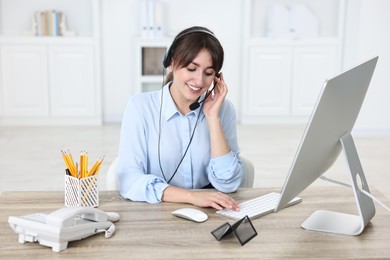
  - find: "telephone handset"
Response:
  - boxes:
[8,207,120,252]
[46,206,115,227]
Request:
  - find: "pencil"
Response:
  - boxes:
[61,150,76,178]
[88,156,104,177]
[75,162,79,179]
[66,149,77,177]
[80,151,85,178]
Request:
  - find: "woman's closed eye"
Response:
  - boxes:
[186,67,215,77]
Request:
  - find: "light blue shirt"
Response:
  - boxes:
[117,83,243,203]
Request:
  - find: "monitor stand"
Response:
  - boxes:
[301,133,376,235]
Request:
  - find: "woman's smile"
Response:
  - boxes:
[186,82,202,93]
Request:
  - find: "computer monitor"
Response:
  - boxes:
[275,56,379,235]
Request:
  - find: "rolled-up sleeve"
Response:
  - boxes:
[208,151,242,192]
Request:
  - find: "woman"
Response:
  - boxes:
[117,26,243,211]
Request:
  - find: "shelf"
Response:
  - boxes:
[0,36,95,45]
[247,0,344,39]
[134,37,172,47]
[134,38,171,93]
[247,37,342,46]
[141,46,166,76]
[142,82,163,93]
[0,0,98,38]
[241,0,345,123]
[0,0,101,125]
[140,76,164,83]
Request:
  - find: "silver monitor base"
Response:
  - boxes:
[301,133,375,236]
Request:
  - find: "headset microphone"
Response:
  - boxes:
[189,72,220,111]
[189,101,201,111]
[189,83,217,110]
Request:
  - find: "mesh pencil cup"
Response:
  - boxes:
[64,173,99,207]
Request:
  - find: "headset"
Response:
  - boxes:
[163,28,221,111]
[162,28,217,69]
[159,28,221,184]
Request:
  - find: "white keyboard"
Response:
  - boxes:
[216,192,302,220]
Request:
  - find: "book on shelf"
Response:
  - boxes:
[36,10,62,36]
[25,10,75,37]
[139,0,165,39]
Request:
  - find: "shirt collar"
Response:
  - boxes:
[162,82,204,121]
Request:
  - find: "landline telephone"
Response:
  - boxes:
[8,207,120,252]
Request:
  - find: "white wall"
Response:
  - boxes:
[346,0,390,135]
[101,0,390,135]
[101,0,138,122]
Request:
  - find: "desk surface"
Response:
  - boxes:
[1,187,390,259]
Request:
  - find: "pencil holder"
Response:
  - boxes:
[64,173,99,207]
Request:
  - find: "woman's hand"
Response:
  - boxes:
[202,72,228,119]
[201,72,231,158]
[187,190,239,211]
[162,186,239,211]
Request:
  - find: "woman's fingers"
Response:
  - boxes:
[193,191,239,211]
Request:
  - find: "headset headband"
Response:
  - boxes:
[162,29,216,68]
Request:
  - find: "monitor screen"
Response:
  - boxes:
[275,56,378,212]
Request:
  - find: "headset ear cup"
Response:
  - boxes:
[163,50,170,68]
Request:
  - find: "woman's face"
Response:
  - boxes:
[170,48,216,106]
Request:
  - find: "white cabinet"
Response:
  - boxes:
[1,44,97,121]
[0,45,49,116]
[241,0,345,123]
[49,45,95,116]
[0,0,101,125]
[244,45,292,117]
[134,38,171,93]
[243,43,340,122]
[291,45,339,115]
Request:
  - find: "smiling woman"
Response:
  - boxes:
[168,49,217,114]
[117,26,244,211]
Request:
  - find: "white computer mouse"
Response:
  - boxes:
[171,208,208,223]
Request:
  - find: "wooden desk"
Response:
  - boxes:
[1,187,390,259]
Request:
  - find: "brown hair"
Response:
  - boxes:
[163,26,224,85]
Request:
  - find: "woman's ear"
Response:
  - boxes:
[168,60,174,72]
